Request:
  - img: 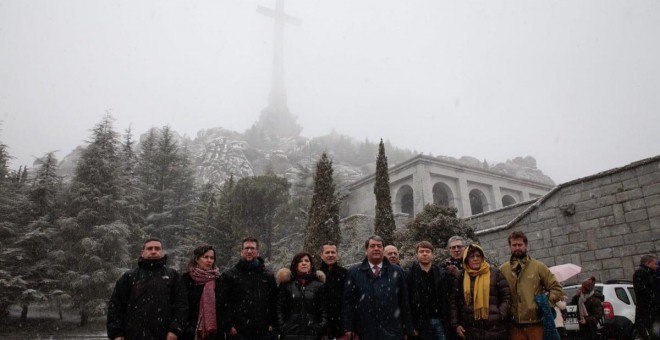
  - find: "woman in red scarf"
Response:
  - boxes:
[182,244,223,340]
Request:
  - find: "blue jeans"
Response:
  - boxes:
[425,318,446,340]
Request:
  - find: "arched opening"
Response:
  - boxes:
[396,185,414,217]
[432,182,452,207]
[469,189,489,215]
[502,195,516,207]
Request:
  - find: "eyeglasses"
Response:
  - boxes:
[449,245,464,250]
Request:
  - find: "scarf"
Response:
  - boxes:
[509,255,529,278]
[462,245,491,320]
[296,271,316,286]
[189,266,221,340]
[578,290,594,320]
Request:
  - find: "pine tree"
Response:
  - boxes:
[29,152,62,220]
[303,153,341,262]
[58,114,132,326]
[374,139,396,245]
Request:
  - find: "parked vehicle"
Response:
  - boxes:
[563,280,638,340]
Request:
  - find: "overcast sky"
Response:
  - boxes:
[1,0,659,184]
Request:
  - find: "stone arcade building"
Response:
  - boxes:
[344,154,554,219]
[466,155,660,284]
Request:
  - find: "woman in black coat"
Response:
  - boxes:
[181,244,224,340]
[276,251,327,340]
[450,243,511,340]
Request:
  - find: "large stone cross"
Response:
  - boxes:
[257,0,301,112]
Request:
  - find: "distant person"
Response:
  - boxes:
[633,254,659,340]
[220,237,277,339]
[384,245,400,265]
[499,231,562,340]
[319,242,348,339]
[450,243,511,340]
[107,238,188,340]
[444,236,466,278]
[406,241,452,340]
[181,244,223,340]
[570,279,603,340]
[342,235,413,339]
[276,252,327,340]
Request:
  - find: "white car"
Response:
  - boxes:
[563,280,638,340]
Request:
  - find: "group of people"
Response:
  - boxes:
[106,230,658,340]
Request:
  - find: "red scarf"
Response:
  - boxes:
[189,266,221,340]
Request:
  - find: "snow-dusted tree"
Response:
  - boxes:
[58,114,133,325]
[117,127,144,226]
[407,203,476,249]
[374,139,396,245]
[29,152,62,220]
[303,153,341,263]
[229,173,290,260]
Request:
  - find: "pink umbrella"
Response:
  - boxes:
[549,263,581,282]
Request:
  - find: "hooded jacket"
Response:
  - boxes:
[499,255,562,325]
[220,257,277,338]
[107,255,188,340]
[450,245,511,340]
[276,268,328,340]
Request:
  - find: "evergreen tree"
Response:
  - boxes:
[229,174,289,260]
[374,139,396,245]
[118,127,144,226]
[58,114,132,325]
[213,176,236,269]
[303,153,341,262]
[0,124,9,182]
[29,152,62,220]
[407,203,476,249]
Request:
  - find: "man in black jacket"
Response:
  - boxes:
[319,242,347,339]
[220,237,277,340]
[407,241,451,340]
[107,238,188,340]
[633,254,659,340]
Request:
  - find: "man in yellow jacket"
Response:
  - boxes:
[500,231,563,340]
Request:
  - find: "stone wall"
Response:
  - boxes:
[465,156,660,285]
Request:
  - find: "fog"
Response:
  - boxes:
[1,0,659,184]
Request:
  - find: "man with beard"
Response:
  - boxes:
[499,231,562,340]
[220,237,277,339]
[319,242,348,339]
[342,235,413,340]
[107,238,188,340]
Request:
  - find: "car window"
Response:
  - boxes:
[615,287,630,304]
[627,287,637,305]
[564,287,578,302]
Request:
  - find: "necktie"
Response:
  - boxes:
[373,265,380,278]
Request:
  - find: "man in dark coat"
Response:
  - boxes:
[633,254,659,340]
[342,235,413,340]
[406,241,452,340]
[319,242,347,339]
[107,238,188,340]
[220,237,277,340]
